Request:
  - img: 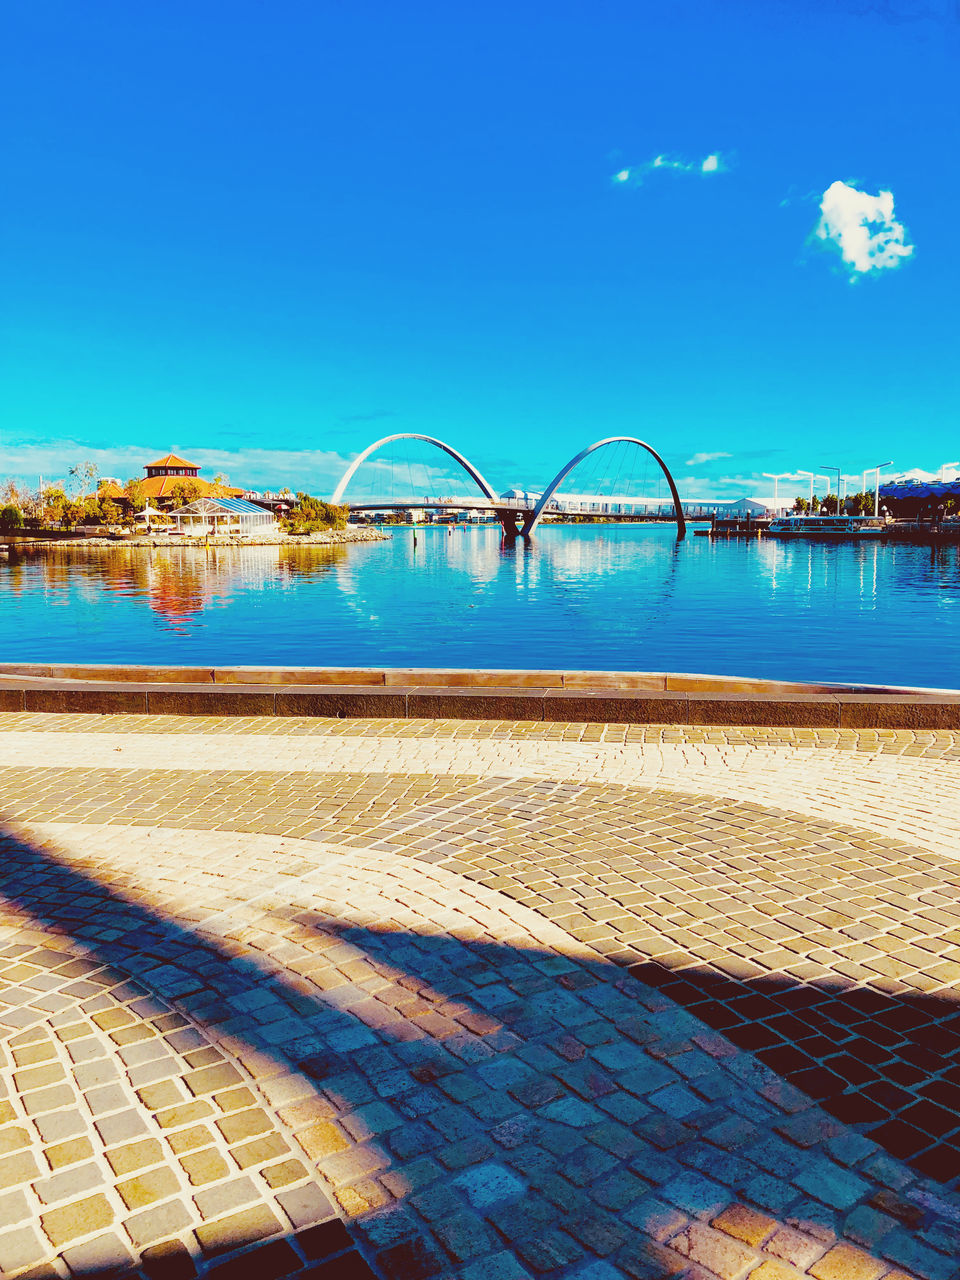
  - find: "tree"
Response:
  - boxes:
[283,493,348,533]
[791,496,809,514]
[169,480,202,505]
[1,479,28,509]
[69,461,99,498]
[210,473,230,497]
[41,487,67,525]
[820,493,839,515]
[0,505,23,532]
[80,496,101,523]
[100,498,121,524]
[124,479,147,513]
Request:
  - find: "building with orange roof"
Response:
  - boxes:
[138,453,245,506]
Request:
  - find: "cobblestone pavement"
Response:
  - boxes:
[0,722,956,857]
[1,714,959,1280]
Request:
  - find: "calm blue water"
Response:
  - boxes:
[2,525,960,687]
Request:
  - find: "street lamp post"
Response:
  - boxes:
[819,466,841,516]
[868,461,893,518]
[796,470,826,514]
[762,472,793,517]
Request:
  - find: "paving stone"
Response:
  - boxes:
[42,1141,94,1172]
[667,1220,758,1278]
[194,1203,283,1256]
[105,1137,165,1175]
[117,1165,180,1209]
[459,1252,533,1279]
[763,1224,827,1269]
[295,1120,350,1160]
[660,1171,729,1220]
[215,1108,273,1144]
[808,1242,889,1280]
[275,1181,335,1227]
[749,1263,808,1280]
[32,1109,87,1143]
[711,1202,777,1247]
[21,1084,75,1115]
[224,1132,286,1170]
[95,1108,149,1145]
[794,1160,871,1212]
[137,1080,186,1111]
[179,1146,231,1185]
[258,1158,307,1190]
[623,1194,688,1242]
[184,1064,243,1096]
[61,1232,134,1274]
[376,1233,452,1279]
[0,1149,41,1189]
[453,1161,527,1209]
[0,1189,32,1226]
[0,1226,48,1274]
[33,1161,105,1204]
[193,1175,260,1219]
[843,1204,897,1251]
[123,1198,194,1249]
[168,1124,216,1154]
[156,1101,213,1129]
[41,1192,114,1246]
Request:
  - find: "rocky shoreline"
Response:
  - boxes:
[3,527,391,550]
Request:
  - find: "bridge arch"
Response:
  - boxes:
[331,433,500,505]
[522,436,686,537]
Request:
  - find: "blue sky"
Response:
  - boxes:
[2,0,958,504]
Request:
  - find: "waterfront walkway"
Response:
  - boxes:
[1,715,959,1279]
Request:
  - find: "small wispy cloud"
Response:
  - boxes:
[612,152,728,188]
[685,450,732,467]
[813,179,914,278]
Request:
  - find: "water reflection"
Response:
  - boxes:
[5,545,345,632]
[2,529,959,685]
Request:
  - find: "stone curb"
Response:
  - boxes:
[1,663,955,696]
[1,678,960,727]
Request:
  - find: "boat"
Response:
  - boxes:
[765,514,884,539]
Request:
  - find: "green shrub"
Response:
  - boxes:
[0,504,23,531]
[282,494,348,533]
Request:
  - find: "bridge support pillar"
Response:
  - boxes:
[496,510,523,539]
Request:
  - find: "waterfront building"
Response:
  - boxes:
[167,496,277,535]
[139,454,245,508]
[498,489,767,519]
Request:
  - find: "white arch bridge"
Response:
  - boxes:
[330,433,687,538]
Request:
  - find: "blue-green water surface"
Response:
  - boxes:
[2,525,959,687]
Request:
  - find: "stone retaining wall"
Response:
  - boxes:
[0,668,958,727]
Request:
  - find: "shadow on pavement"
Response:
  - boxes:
[0,822,958,1280]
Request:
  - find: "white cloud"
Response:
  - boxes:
[889,463,960,484]
[685,450,732,467]
[0,441,355,496]
[0,439,475,501]
[612,151,728,188]
[814,180,914,277]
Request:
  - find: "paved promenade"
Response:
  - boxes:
[1,714,959,1279]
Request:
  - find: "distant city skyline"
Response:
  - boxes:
[2,2,957,503]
